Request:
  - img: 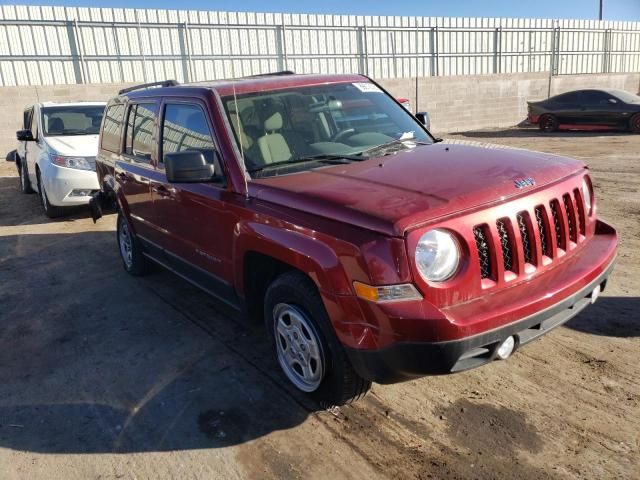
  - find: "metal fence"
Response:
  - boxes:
[1,5,640,86]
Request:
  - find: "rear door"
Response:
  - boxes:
[150,99,237,289]
[116,101,159,240]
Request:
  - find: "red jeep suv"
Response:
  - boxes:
[92,73,617,406]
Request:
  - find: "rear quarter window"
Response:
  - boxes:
[101,104,125,153]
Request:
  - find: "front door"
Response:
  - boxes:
[150,100,237,290]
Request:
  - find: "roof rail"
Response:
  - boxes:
[245,71,295,78]
[118,80,179,95]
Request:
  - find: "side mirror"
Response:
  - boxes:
[6,150,17,162]
[164,150,218,183]
[415,112,431,131]
[16,129,34,141]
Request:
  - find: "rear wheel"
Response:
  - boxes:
[36,170,65,218]
[630,113,640,133]
[539,114,559,132]
[264,271,371,407]
[117,212,149,276]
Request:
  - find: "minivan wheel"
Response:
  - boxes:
[539,114,559,132]
[264,271,371,407]
[19,159,34,194]
[36,170,65,218]
[630,113,640,133]
[117,212,148,276]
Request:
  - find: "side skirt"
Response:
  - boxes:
[138,235,243,312]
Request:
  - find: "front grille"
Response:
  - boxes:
[517,212,533,264]
[496,218,514,272]
[472,187,586,285]
[473,225,492,279]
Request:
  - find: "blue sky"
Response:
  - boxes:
[2,0,640,21]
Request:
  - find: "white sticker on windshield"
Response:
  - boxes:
[352,82,382,93]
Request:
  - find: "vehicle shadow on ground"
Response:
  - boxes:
[448,128,634,139]
[564,296,640,338]
[0,176,94,226]
[0,228,316,454]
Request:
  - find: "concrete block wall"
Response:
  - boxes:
[1,73,639,157]
[380,72,640,133]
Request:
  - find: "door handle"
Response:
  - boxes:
[116,172,128,182]
[152,185,174,197]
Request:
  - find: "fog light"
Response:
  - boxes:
[69,189,91,197]
[591,285,601,304]
[496,336,516,360]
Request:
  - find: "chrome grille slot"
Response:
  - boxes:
[473,225,492,279]
[535,205,552,258]
[517,211,534,265]
[550,200,565,250]
[574,188,586,236]
[563,194,577,243]
[496,218,515,272]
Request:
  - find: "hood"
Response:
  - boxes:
[45,135,100,157]
[252,140,585,237]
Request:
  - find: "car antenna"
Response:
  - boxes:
[232,82,249,200]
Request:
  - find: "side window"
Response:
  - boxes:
[161,103,216,161]
[125,103,158,162]
[555,92,580,104]
[101,104,125,153]
[23,108,33,130]
[581,91,608,106]
[30,107,38,138]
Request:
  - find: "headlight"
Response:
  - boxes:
[582,176,593,215]
[415,229,460,282]
[51,155,94,171]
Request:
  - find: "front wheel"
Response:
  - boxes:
[18,158,34,194]
[264,271,371,407]
[539,114,559,132]
[630,113,640,133]
[36,170,65,218]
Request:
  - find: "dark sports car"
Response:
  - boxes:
[528,89,640,133]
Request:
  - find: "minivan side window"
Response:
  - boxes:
[101,104,125,153]
[161,103,216,162]
[125,103,158,162]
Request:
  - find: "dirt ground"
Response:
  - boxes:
[0,129,638,480]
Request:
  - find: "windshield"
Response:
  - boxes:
[222,81,432,178]
[41,105,105,136]
[609,90,640,104]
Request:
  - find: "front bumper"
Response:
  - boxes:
[42,162,100,206]
[345,258,614,383]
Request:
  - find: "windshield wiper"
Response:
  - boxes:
[248,153,362,174]
[357,138,432,157]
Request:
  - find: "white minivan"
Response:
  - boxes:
[16,101,106,218]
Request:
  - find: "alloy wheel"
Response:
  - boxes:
[273,303,324,392]
[119,218,134,269]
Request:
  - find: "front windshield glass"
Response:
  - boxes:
[222,81,432,178]
[41,105,105,136]
[609,89,640,104]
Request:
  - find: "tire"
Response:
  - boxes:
[630,113,640,133]
[36,169,65,218]
[539,114,559,132]
[264,271,371,407]
[18,157,34,194]
[117,212,149,276]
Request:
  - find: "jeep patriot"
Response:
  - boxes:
[92,73,618,406]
